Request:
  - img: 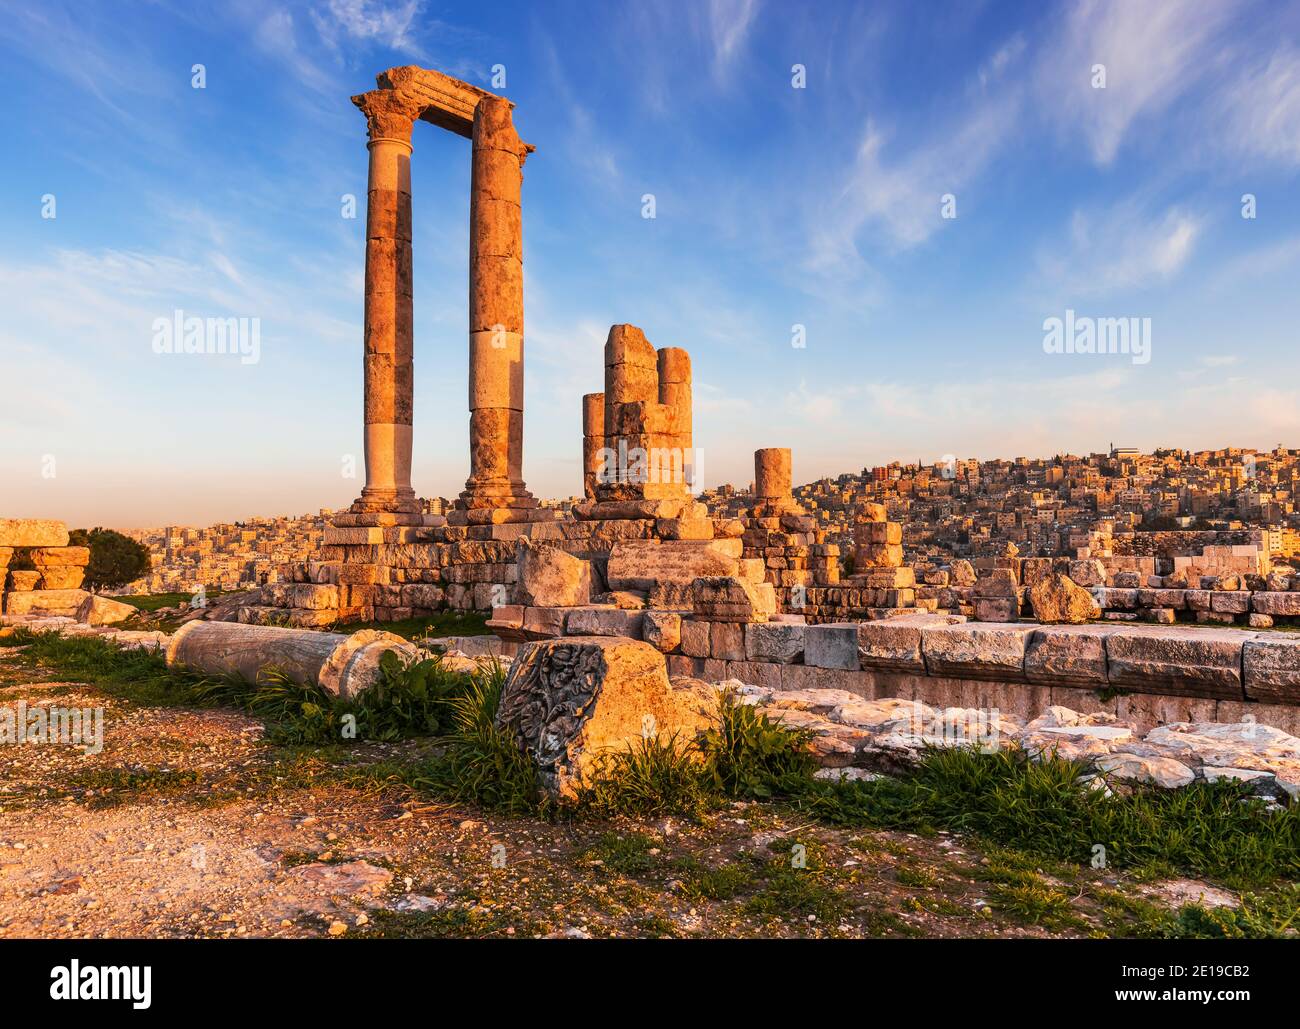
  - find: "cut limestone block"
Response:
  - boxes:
[710,621,746,661]
[642,610,681,653]
[679,618,710,658]
[37,568,85,590]
[691,576,775,622]
[0,519,69,548]
[605,539,741,592]
[920,623,1036,681]
[1105,626,1245,701]
[856,619,929,673]
[1242,634,1300,705]
[4,588,90,617]
[165,620,416,699]
[283,583,340,610]
[515,540,592,607]
[564,606,645,638]
[31,546,90,567]
[1251,592,1300,617]
[494,637,715,799]
[804,623,861,670]
[744,621,806,664]
[1024,625,1111,687]
[8,571,42,592]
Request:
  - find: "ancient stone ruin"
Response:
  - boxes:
[8,63,1300,807]
[0,519,134,626]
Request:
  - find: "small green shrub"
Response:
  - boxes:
[700,690,817,799]
[413,660,545,817]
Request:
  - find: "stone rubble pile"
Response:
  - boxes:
[722,684,1300,799]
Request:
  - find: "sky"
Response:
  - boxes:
[1,0,1299,528]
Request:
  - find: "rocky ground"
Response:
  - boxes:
[0,643,1257,940]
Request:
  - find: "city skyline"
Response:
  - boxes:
[3,0,1299,526]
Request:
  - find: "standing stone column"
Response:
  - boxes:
[582,392,605,499]
[657,347,693,489]
[350,89,422,516]
[459,95,535,511]
[754,448,792,501]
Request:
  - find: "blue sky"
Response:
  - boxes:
[2,0,1299,527]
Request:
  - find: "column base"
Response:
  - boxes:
[455,481,539,511]
[348,487,421,515]
[444,506,557,527]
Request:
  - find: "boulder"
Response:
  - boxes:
[1067,559,1106,588]
[495,637,715,799]
[515,541,592,608]
[1028,571,1099,624]
[949,559,977,587]
[1096,753,1195,789]
[77,594,138,626]
[974,568,1018,598]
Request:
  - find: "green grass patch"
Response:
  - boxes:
[676,857,759,902]
[783,746,1300,889]
[1094,883,1300,939]
[582,831,661,876]
[409,661,546,817]
[5,630,188,704]
[109,591,225,613]
[742,845,850,924]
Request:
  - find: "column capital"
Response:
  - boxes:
[352,89,423,146]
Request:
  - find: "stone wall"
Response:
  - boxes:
[0,519,94,619]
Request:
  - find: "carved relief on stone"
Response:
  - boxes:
[495,640,604,794]
[352,89,424,144]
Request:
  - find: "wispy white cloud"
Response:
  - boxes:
[1215,43,1300,166]
[707,0,761,79]
[806,85,1022,274]
[1035,200,1204,297]
[1036,0,1243,166]
[311,0,427,56]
